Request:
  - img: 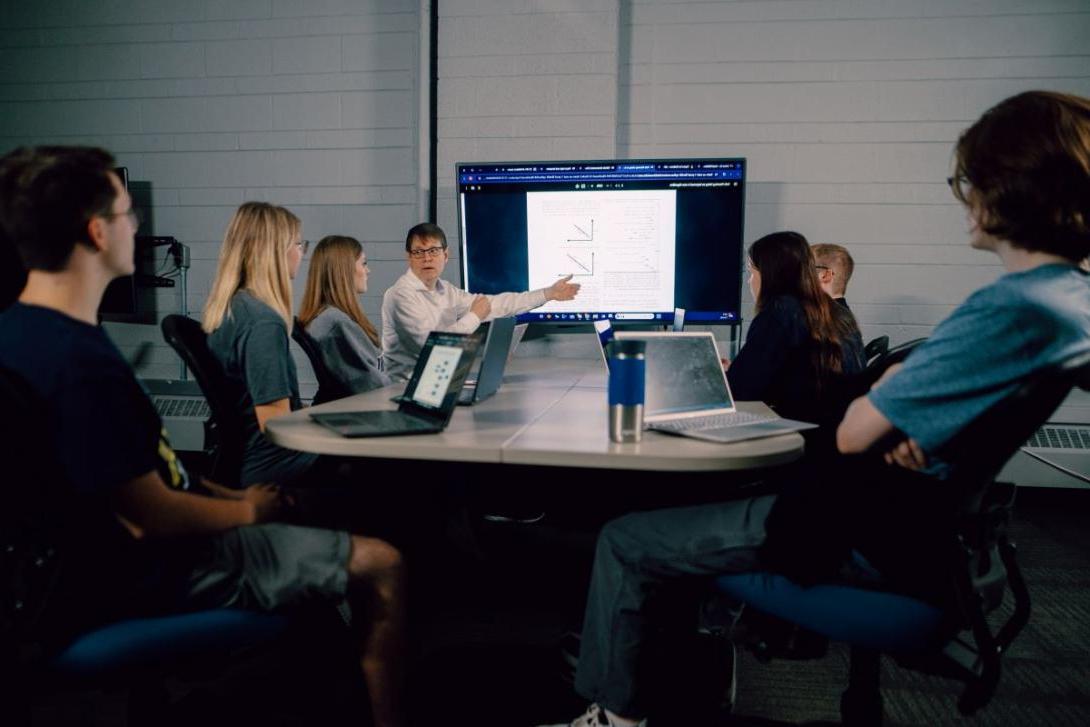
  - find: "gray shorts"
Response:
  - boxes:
[181,523,351,613]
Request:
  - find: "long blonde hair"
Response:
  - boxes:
[298,235,380,346]
[202,202,300,333]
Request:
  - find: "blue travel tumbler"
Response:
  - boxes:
[607,339,646,443]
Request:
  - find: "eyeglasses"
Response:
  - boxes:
[293,239,311,255]
[105,207,142,229]
[946,174,971,199]
[408,245,446,259]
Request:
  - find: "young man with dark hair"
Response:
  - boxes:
[545,90,1090,727]
[0,146,406,727]
[381,222,581,380]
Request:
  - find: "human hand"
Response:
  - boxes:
[883,437,927,471]
[871,363,903,390]
[720,357,731,371]
[470,295,491,320]
[547,274,581,301]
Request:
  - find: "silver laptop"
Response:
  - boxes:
[593,319,614,369]
[458,317,517,405]
[613,331,818,443]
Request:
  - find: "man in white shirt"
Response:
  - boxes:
[382,223,580,380]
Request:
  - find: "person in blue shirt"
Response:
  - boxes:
[546,90,1090,727]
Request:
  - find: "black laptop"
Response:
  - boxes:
[310,331,479,437]
[458,317,517,405]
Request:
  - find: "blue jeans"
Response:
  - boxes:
[574,495,777,718]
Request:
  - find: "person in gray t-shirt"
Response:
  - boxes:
[299,235,391,395]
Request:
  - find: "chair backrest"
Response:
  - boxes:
[942,351,1090,495]
[863,334,889,363]
[291,317,351,406]
[859,336,927,390]
[160,315,245,486]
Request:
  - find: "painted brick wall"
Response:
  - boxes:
[0,0,421,384]
[437,0,1090,354]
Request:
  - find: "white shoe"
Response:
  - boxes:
[537,703,646,727]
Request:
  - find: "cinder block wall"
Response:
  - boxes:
[0,0,422,382]
[437,0,1090,353]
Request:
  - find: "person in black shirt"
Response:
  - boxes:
[811,241,855,310]
[728,231,865,429]
[0,147,406,727]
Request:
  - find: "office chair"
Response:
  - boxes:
[161,315,247,487]
[291,317,352,406]
[862,334,889,363]
[858,336,927,391]
[0,364,289,724]
[713,351,1090,725]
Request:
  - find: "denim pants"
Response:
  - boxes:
[573,495,777,718]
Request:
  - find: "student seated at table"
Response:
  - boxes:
[0,148,406,727]
[544,89,1090,727]
[811,242,855,309]
[726,230,865,431]
[298,235,391,394]
[203,202,326,487]
[381,222,582,380]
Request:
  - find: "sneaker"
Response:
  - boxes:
[537,703,647,727]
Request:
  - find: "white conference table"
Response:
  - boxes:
[266,358,805,472]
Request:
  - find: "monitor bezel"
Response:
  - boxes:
[454,156,746,327]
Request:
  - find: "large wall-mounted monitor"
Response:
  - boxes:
[457,158,745,324]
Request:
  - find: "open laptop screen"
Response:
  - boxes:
[614,332,733,418]
[402,332,478,415]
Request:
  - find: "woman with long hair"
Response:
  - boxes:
[728,230,865,426]
[203,201,316,486]
[202,203,406,727]
[299,235,391,394]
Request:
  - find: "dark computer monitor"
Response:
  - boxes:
[456,158,746,325]
[100,167,157,324]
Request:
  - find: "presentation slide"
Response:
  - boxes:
[526,190,676,313]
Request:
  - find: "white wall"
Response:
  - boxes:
[0,0,421,382]
[437,0,1090,351]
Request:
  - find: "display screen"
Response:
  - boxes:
[457,158,745,324]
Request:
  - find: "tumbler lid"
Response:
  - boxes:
[607,339,646,358]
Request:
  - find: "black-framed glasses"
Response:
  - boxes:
[408,245,446,259]
[946,174,971,199]
[293,239,311,255]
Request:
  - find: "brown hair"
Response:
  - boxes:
[952,90,1090,262]
[405,222,447,252]
[749,231,858,379]
[298,235,380,346]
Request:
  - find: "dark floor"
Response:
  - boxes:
[20,485,1090,726]
[410,486,1090,727]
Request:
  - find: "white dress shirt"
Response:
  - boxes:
[381,270,547,381]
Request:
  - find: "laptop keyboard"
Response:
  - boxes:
[653,410,776,432]
[154,397,211,419]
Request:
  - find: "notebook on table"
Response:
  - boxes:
[458,316,518,405]
[612,331,818,444]
[311,331,479,437]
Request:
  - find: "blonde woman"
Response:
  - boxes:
[203,201,316,487]
[203,202,407,727]
[299,235,391,394]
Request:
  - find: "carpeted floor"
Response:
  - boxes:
[412,487,1090,726]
